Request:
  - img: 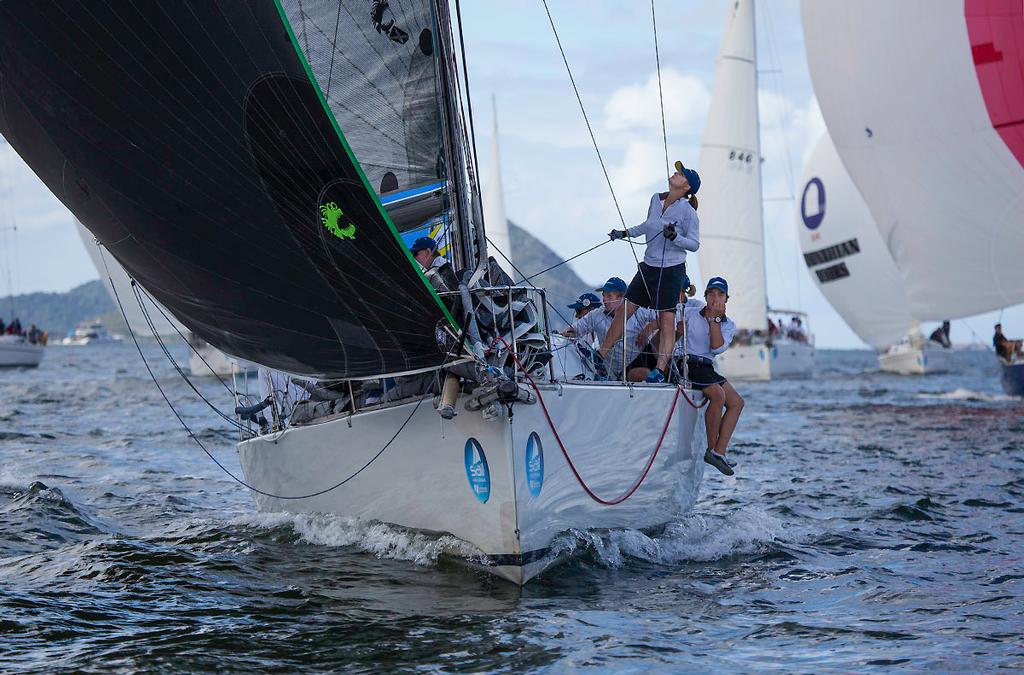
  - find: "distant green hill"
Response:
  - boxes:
[4,225,591,337]
[0,279,125,338]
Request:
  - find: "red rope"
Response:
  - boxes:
[496,336,682,505]
[680,387,709,409]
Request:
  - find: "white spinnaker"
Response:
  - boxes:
[484,100,513,269]
[801,0,1024,320]
[75,220,185,335]
[697,0,766,330]
[798,134,915,350]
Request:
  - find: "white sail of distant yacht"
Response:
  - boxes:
[697,0,814,380]
[797,134,951,374]
[484,97,513,268]
[802,0,1024,389]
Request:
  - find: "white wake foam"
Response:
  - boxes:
[917,388,1016,402]
[551,507,788,568]
[234,512,485,566]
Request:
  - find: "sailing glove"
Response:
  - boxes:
[662,224,677,241]
[608,230,626,240]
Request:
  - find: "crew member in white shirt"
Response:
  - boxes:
[599,160,701,383]
[678,277,744,476]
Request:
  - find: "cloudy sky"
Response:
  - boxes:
[1,0,1019,348]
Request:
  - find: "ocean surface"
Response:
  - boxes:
[1,343,1021,672]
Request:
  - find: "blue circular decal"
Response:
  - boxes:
[464,438,490,503]
[801,176,826,230]
[525,432,544,497]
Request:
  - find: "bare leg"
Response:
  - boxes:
[655,310,675,372]
[597,301,637,359]
[627,367,650,382]
[702,383,725,449]
[713,382,745,455]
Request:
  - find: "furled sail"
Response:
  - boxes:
[696,0,767,331]
[797,135,915,350]
[0,1,458,378]
[802,0,1024,321]
[483,99,513,268]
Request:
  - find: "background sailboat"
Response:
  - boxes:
[797,134,952,375]
[697,0,815,381]
[801,0,1024,389]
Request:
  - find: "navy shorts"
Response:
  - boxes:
[625,262,686,311]
[682,356,727,390]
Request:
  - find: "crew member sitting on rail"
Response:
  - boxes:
[994,323,1023,362]
[600,160,700,383]
[677,277,743,476]
[563,276,626,345]
[929,320,952,349]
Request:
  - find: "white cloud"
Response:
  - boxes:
[604,68,711,134]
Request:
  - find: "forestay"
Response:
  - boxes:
[697,0,767,331]
[802,0,1024,320]
[0,1,457,378]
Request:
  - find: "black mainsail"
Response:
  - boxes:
[0,0,461,377]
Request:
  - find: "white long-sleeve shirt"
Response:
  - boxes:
[625,192,700,268]
[677,301,736,361]
[571,307,654,348]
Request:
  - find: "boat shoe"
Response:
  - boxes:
[703,448,736,476]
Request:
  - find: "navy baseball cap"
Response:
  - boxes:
[673,160,701,195]
[410,236,437,254]
[596,276,628,293]
[568,292,601,311]
[705,276,729,294]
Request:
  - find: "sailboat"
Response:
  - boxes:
[0,143,45,368]
[797,134,953,375]
[802,0,1024,390]
[0,1,706,583]
[483,98,514,269]
[697,0,815,381]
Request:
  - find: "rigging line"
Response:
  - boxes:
[454,0,483,189]
[131,282,249,432]
[108,241,441,500]
[651,0,669,179]
[324,1,345,100]
[517,239,613,285]
[541,0,625,229]
[486,235,574,329]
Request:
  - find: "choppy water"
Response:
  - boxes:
[1,343,1022,672]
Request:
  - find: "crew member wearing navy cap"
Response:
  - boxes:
[678,276,744,476]
[600,160,701,383]
[563,276,627,348]
[568,292,601,321]
[410,236,446,289]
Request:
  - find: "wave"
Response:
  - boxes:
[916,388,1018,402]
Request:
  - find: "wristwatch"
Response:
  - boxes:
[710,316,722,324]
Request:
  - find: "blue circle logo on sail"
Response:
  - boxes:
[464,438,490,503]
[801,177,826,230]
[525,432,544,497]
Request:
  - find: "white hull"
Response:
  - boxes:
[60,335,120,346]
[237,382,705,585]
[878,346,952,375]
[715,342,816,381]
[0,338,44,367]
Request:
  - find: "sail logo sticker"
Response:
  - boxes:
[319,201,356,240]
[525,432,544,497]
[801,177,825,230]
[464,438,490,503]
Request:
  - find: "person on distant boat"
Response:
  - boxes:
[600,160,700,382]
[0,317,5,334]
[676,277,742,476]
[929,320,952,349]
[993,323,1023,362]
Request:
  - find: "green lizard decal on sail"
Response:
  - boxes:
[319,201,356,240]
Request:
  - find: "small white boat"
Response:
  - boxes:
[717,338,816,381]
[878,337,952,375]
[60,320,122,346]
[0,335,44,368]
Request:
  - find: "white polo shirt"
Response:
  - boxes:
[571,307,656,348]
[677,301,736,361]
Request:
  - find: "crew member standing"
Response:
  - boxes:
[599,160,700,382]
